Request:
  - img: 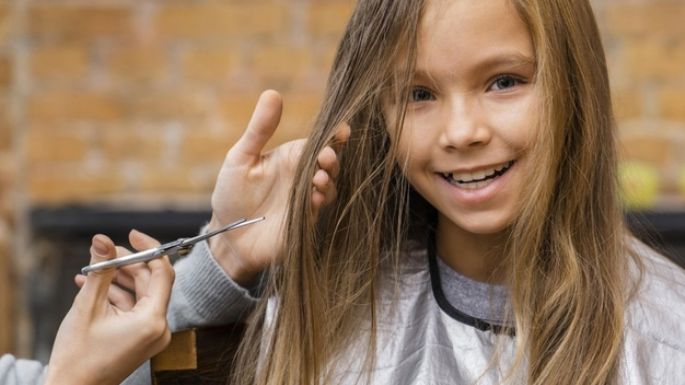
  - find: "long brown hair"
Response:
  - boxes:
[233,1,634,384]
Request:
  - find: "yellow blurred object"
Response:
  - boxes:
[678,166,685,198]
[618,161,660,209]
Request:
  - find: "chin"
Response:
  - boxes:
[461,222,510,235]
[442,211,514,236]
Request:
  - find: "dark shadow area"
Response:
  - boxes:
[626,210,685,268]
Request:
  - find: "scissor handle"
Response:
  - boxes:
[81,247,164,274]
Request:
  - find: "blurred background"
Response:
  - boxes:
[0,0,684,363]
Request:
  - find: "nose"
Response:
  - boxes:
[439,95,492,150]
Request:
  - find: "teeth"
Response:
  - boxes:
[472,171,487,180]
[443,161,513,186]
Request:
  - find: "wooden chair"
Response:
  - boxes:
[151,324,245,385]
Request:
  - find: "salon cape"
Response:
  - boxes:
[259,240,685,384]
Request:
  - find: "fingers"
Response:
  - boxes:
[76,246,136,296]
[323,122,351,180]
[127,229,174,315]
[128,229,161,250]
[144,256,175,317]
[312,168,336,209]
[93,230,161,301]
[79,234,118,308]
[78,229,172,314]
[317,146,340,179]
[75,274,136,310]
[91,230,163,301]
[312,122,350,214]
[331,122,352,152]
[89,234,117,270]
[113,246,136,289]
[230,90,283,164]
[123,230,162,300]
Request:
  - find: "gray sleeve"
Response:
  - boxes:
[166,233,262,331]
[119,362,149,385]
[0,355,46,385]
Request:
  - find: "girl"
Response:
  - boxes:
[153,0,685,384]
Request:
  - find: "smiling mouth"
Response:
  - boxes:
[440,160,515,189]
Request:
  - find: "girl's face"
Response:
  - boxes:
[390,0,538,237]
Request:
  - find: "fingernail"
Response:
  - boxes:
[92,236,108,256]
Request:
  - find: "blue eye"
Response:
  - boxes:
[410,87,435,102]
[489,75,522,91]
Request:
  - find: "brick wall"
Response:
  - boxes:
[20,1,351,206]
[0,0,683,355]
[593,0,685,208]
[0,1,15,354]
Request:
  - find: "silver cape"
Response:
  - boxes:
[267,241,685,384]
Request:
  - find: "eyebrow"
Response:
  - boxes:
[411,52,536,83]
[475,53,536,71]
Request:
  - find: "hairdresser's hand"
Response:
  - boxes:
[73,230,171,312]
[209,89,350,286]
[45,234,174,385]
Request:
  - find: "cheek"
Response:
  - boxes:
[395,116,435,163]
[382,103,403,144]
[491,94,539,151]
[384,106,416,156]
[394,131,415,173]
[389,125,432,187]
[383,104,415,173]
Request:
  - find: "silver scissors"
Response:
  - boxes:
[81,217,265,274]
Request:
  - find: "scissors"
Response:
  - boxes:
[81,217,265,274]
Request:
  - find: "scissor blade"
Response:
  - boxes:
[80,216,265,274]
[178,216,265,248]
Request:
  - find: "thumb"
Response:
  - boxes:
[79,234,117,307]
[229,90,283,164]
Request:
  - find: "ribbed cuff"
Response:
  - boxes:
[173,225,260,326]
